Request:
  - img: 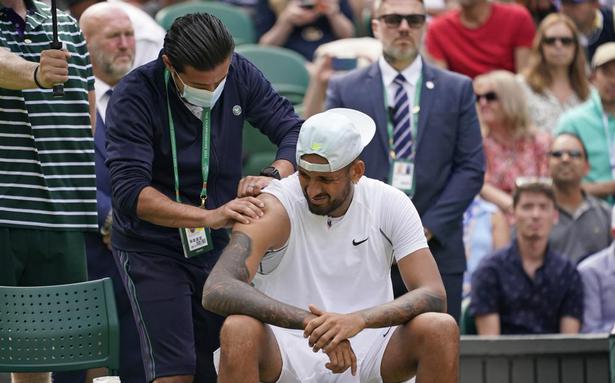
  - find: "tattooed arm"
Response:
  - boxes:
[202,193,316,329]
[304,247,447,352]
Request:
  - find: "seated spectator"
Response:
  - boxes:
[462,196,510,297]
[302,37,382,117]
[559,0,615,63]
[475,70,551,214]
[549,133,611,263]
[517,0,557,24]
[470,179,584,335]
[425,0,535,78]
[519,13,591,135]
[557,42,615,200]
[255,0,355,61]
[578,205,615,333]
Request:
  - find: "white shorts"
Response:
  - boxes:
[214,325,415,383]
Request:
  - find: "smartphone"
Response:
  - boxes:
[331,57,358,71]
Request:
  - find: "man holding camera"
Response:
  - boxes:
[325,0,484,323]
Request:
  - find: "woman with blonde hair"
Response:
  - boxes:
[519,13,590,134]
[475,70,551,213]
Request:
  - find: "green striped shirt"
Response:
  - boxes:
[0,0,97,231]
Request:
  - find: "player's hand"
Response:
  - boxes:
[237,176,275,197]
[37,49,71,88]
[324,339,357,375]
[304,304,366,353]
[206,197,264,229]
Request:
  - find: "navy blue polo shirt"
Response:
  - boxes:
[469,241,583,334]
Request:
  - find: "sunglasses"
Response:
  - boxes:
[515,176,553,188]
[549,149,584,159]
[543,36,575,46]
[475,91,498,102]
[378,14,427,29]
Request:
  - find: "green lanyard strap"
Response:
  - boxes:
[384,74,422,160]
[164,69,211,207]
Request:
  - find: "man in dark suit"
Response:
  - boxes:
[326,0,484,322]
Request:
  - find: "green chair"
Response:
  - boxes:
[155,2,255,46]
[0,278,119,374]
[236,45,309,105]
[460,299,477,335]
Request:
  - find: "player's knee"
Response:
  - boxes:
[408,312,459,345]
[220,315,265,347]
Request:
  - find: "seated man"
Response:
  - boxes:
[578,205,615,333]
[470,179,584,335]
[203,108,459,382]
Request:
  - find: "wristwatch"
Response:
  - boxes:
[260,166,281,180]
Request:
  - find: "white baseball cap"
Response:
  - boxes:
[296,108,376,172]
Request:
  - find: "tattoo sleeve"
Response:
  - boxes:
[356,288,446,329]
[202,231,312,329]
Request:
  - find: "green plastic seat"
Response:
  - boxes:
[0,278,119,374]
[236,45,309,105]
[155,2,255,46]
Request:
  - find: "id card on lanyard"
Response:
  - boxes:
[385,75,422,197]
[165,70,214,258]
[602,112,615,180]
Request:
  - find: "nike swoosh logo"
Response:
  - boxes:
[352,237,368,246]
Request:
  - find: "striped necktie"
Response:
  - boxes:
[392,74,412,159]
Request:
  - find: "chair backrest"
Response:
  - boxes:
[155,2,255,46]
[236,44,309,105]
[0,278,119,373]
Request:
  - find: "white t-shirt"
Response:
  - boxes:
[255,173,428,314]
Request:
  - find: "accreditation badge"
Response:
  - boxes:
[179,227,213,258]
[390,159,415,197]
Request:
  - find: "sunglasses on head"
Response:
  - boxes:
[475,91,498,102]
[543,36,575,46]
[378,14,427,28]
[549,149,584,159]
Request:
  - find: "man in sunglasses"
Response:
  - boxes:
[326,0,484,323]
[558,42,615,203]
[548,133,611,264]
[425,0,535,78]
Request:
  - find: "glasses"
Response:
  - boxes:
[515,176,553,188]
[475,91,498,102]
[543,36,575,46]
[549,149,584,159]
[378,14,427,29]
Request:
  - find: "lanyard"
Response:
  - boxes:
[384,74,422,160]
[164,69,211,207]
[601,112,615,179]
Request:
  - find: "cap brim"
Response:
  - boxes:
[327,108,376,148]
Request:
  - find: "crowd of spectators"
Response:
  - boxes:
[2,0,615,381]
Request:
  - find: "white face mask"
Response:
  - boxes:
[174,71,226,109]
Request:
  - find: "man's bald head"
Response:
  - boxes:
[81,3,135,86]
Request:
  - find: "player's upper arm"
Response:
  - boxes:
[231,192,290,281]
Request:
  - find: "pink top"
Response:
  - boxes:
[483,131,551,193]
[425,3,535,78]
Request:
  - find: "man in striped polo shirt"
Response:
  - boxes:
[0,0,96,381]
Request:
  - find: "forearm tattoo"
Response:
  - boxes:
[202,231,310,329]
[357,288,445,329]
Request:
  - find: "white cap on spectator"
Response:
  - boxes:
[297,108,375,172]
[592,42,615,68]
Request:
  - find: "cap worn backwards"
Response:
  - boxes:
[296,108,376,173]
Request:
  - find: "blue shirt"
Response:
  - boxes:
[578,242,615,333]
[470,241,583,334]
[105,52,301,261]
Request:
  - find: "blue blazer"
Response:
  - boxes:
[326,60,484,273]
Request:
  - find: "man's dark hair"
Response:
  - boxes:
[512,179,556,208]
[164,13,235,73]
